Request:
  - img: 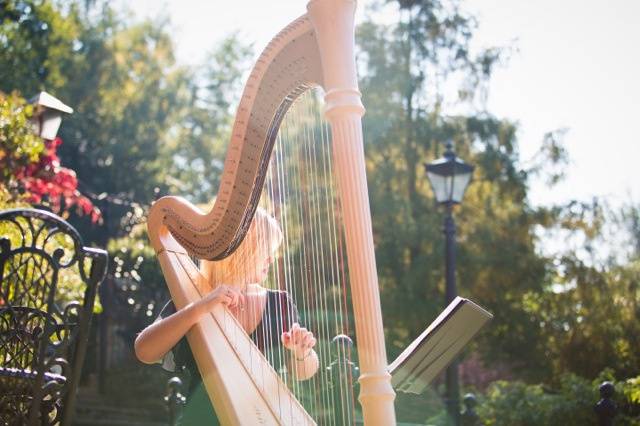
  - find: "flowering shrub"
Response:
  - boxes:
[17,136,101,222]
[0,91,101,222]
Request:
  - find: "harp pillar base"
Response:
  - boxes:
[359,372,397,426]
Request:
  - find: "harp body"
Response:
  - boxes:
[147,1,396,424]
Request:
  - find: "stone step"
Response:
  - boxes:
[72,411,165,423]
[74,402,162,418]
[71,386,167,426]
[73,420,166,426]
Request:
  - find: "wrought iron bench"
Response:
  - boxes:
[0,208,107,425]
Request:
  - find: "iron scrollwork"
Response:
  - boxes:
[0,208,108,425]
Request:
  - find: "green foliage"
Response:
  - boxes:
[479,376,596,426]
[166,34,253,202]
[478,372,640,426]
[519,199,640,380]
[624,377,640,406]
[359,0,640,387]
[0,92,44,191]
[0,0,84,96]
[107,224,163,303]
[358,1,550,379]
[0,0,253,246]
[0,186,27,211]
[54,14,186,208]
[0,5,251,341]
[106,215,168,329]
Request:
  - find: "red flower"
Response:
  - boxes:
[17,137,102,224]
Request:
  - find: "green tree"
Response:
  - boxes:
[0,0,251,243]
[0,0,84,96]
[1,1,181,236]
[166,34,253,203]
[357,0,551,379]
[520,199,640,380]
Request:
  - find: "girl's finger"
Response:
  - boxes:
[290,324,299,336]
[226,288,240,307]
[225,294,234,306]
[301,334,312,348]
[281,331,291,346]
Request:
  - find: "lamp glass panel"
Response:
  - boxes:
[451,172,472,203]
[427,171,449,203]
[40,111,62,140]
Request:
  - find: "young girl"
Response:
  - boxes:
[135,209,319,424]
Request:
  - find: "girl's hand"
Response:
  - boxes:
[197,284,244,314]
[281,323,316,359]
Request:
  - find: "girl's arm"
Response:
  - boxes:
[134,285,243,364]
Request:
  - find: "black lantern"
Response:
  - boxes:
[425,142,474,205]
[29,91,73,140]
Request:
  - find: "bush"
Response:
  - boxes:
[0,91,100,222]
[478,372,640,426]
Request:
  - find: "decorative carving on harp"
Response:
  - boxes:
[147,0,396,424]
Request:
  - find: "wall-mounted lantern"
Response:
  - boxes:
[29,91,73,140]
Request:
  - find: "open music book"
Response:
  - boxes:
[388,297,493,394]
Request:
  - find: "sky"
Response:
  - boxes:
[117,0,640,210]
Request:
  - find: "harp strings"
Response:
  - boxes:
[257,88,356,424]
[203,88,357,424]
[316,92,356,426]
[299,92,328,418]
[314,93,354,426]
[303,92,337,421]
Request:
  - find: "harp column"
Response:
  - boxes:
[308,1,397,425]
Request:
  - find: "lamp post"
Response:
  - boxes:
[425,141,474,425]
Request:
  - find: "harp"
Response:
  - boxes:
[146,0,396,424]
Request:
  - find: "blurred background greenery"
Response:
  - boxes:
[1,0,638,424]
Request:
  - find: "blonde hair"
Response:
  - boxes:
[201,208,283,288]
